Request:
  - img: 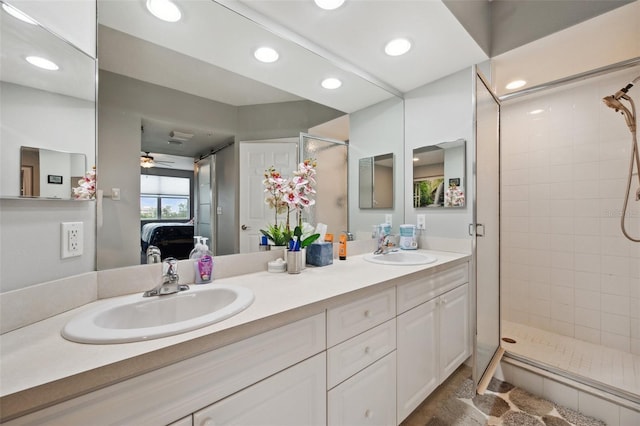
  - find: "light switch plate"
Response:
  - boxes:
[61,222,83,258]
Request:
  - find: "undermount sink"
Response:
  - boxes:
[62,284,254,344]
[363,251,437,266]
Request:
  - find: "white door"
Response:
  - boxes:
[396,299,438,423]
[439,284,470,380]
[239,140,298,253]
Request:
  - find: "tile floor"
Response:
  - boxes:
[502,320,640,398]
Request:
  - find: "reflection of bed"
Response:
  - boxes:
[141,222,194,261]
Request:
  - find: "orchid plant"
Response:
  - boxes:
[72,166,96,200]
[260,159,320,249]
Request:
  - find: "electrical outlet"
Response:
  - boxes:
[385,214,392,227]
[61,222,83,258]
[416,214,426,230]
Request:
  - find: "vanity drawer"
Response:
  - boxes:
[327,287,396,347]
[397,263,468,314]
[327,318,396,389]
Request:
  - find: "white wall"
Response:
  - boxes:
[501,66,640,355]
[0,2,97,292]
[404,67,474,241]
[349,97,404,239]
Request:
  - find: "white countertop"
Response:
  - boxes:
[0,250,469,420]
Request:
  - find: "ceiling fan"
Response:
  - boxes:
[140,152,174,168]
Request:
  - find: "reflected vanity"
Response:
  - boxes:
[412,139,466,208]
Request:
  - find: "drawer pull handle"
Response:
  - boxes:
[364,346,371,354]
[364,409,372,418]
[364,310,371,318]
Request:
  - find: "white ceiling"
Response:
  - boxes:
[97,0,491,112]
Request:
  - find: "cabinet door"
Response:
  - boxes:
[396,299,438,423]
[194,353,326,426]
[439,283,470,380]
[328,352,396,426]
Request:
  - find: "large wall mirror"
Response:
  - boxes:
[97,0,403,270]
[0,1,96,199]
[359,153,394,209]
[412,139,466,209]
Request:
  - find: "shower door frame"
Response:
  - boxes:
[472,67,504,393]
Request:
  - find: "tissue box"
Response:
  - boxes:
[306,242,333,267]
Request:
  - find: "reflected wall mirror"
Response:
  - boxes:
[412,139,466,208]
[20,147,87,199]
[0,1,96,199]
[359,153,394,209]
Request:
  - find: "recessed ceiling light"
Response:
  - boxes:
[26,56,59,71]
[254,47,279,63]
[385,38,411,56]
[2,4,37,24]
[506,80,526,90]
[321,78,342,90]
[529,109,545,115]
[314,0,345,10]
[146,0,181,22]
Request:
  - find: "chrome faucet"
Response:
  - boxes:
[146,245,161,264]
[374,231,396,255]
[143,257,190,297]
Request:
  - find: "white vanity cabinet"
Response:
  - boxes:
[326,287,397,426]
[193,353,326,426]
[396,264,470,423]
[6,313,326,426]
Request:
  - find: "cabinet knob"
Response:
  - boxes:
[202,418,215,426]
[364,346,371,354]
[364,409,372,418]
[364,309,371,318]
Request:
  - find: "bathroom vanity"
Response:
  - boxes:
[0,250,470,425]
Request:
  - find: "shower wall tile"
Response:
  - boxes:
[575,307,600,330]
[501,67,639,354]
[575,325,601,344]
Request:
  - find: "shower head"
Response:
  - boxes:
[602,95,626,111]
[603,74,638,133]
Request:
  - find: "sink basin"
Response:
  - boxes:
[62,284,254,344]
[363,251,437,266]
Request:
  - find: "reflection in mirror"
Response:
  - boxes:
[412,139,466,208]
[359,153,394,209]
[0,2,96,199]
[301,134,348,232]
[97,0,401,270]
[20,147,87,199]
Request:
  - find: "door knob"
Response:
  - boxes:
[241,224,250,230]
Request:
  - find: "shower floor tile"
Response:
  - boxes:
[502,321,640,398]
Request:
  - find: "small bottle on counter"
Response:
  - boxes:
[339,233,347,260]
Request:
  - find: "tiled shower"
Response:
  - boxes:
[500,66,640,397]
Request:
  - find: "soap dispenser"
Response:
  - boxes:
[190,236,213,283]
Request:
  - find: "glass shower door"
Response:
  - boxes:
[473,70,503,392]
